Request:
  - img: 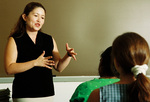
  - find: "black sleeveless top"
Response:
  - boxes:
[12,32,54,98]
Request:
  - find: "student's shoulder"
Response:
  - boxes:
[100,78,120,82]
[88,88,99,102]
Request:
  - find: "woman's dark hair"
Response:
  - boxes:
[112,32,150,102]
[9,2,46,37]
[98,46,115,77]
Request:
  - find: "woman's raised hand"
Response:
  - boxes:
[66,43,77,60]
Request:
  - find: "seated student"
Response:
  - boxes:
[88,32,150,102]
[70,46,120,102]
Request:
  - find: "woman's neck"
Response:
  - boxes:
[26,30,38,35]
[26,30,38,44]
[116,73,136,84]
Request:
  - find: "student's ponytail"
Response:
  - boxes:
[129,72,150,102]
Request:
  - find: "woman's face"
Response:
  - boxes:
[23,7,45,32]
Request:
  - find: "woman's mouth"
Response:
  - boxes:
[35,23,40,27]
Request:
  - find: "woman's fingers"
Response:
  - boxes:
[66,43,77,60]
[69,52,77,60]
[43,60,55,69]
[44,57,55,69]
[36,51,55,68]
[67,48,77,60]
[45,65,53,69]
[45,56,53,60]
[40,51,45,57]
[45,60,55,65]
[66,43,69,51]
[72,55,76,60]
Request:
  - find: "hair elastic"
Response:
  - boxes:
[131,64,148,77]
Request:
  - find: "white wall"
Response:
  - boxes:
[0,82,82,102]
[54,82,82,102]
[0,76,98,102]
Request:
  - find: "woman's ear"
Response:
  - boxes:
[22,14,27,21]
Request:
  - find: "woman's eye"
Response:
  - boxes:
[41,17,45,19]
[34,15,38,17]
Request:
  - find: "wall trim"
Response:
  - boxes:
[0,76,100,83]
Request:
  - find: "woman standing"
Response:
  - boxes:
[4,2,77,102]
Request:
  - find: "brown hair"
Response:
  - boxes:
[9,2,46,37]
[112,32,150,102]
[98,46,115,77]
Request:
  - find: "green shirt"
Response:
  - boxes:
[70,78,120,102]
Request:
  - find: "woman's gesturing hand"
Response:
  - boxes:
[66,43,77,60]
[35,51,55,69]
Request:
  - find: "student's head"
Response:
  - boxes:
[98,46,115,77]
[10,2,46,37]
[112,32,150,74]
[112,32,150,101]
